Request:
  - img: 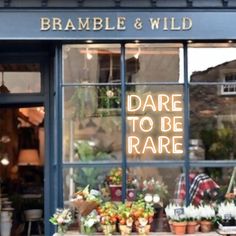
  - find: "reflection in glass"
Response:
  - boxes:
[125,44,183,83]
[63,44,120,83]
[126,85,184,160]
[0,64,41,93]
[63,167,115,202]
[189,167,234,205]
[190,85,236,160]
[128,167,184,232]
[188,44,236,82]
[63,86,121,162]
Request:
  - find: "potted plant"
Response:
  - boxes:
[198,204,216,233]
[106,168,122,201]
[80,210,100,235]
[49,208,73,235]
[185,204,200,234]
[217,201,236,227]
[97,202,117,235]
[131,199,154,235]
[117,202,133,236]
[165,203,187,235]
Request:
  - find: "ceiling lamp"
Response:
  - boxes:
[18,149,40,166]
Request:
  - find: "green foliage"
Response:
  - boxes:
[73,141,114,189]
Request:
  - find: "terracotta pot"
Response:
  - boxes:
[168,220,175,234]
[172,221,187,235]
[187,221,197,234]
[200,220,212,233]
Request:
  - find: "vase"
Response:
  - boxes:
[119,224,132,236]
[101,224,116,236]
[172,221,187,235]
[56,224,68,235]
[200,220,212,233]
[187,221,197,234]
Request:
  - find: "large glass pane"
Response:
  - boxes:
[127,167,184,232]
[188,167,235,205]
[63,44,120,83]
[190,84,236,160]
[125,43,183,83]
[63,86,121,162]
[0,64,41,93]
[188,43,236,82]
[126,85,184,160]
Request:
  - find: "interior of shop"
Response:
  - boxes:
[0,67,45,235]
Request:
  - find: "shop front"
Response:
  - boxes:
[1,3,236,235]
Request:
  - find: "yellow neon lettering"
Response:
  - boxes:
[127,95,141,112]
[128,136,140,154]
[172,136,183,153]
[142,136,157,154]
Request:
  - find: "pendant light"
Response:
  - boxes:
[0,72,10,94]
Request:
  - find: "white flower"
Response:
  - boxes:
[185,204,200,221]
[144,194,153,203]
[106,90,114,98]
[198,204,215,220]
[217,202,236,220]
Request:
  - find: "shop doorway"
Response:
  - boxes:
[0,105,45,236]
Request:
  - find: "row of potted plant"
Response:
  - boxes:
[165,201,236,235]
[91,199,155,235]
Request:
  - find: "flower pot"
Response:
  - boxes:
[109,185,122,201]
[119,224,132,236]
[101,224,116,236]
[126,188,136,201]
[137,224,151,235]
[200,220,212,233]
[168,220,175,233]
[187,221,197,234]
[172,221,187,235]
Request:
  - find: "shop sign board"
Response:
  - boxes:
[0,10,235,40]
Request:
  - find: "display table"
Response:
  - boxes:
[64,231,220,236]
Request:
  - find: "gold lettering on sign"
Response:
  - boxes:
[65,19,76,31]
[78,17,90,30]
[40,16,193,32]
[182,17,192,30]
[41,17,51,31]
[117,17,126,30]
[52,18,62,31]
[149,18,161,29]
[105,17,115,30]
[93,17,103,31]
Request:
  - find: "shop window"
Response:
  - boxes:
[125,43,183,83]
[221,73,236,95]
[0,64,41,94]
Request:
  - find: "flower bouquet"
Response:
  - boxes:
[97,202,118,235]
[131,199,154,235]
[70,185,101,217]
[117,202,133,236]
[80,210,100,235]
[49,208,73,235]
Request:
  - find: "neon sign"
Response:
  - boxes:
[127,93,183,155]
